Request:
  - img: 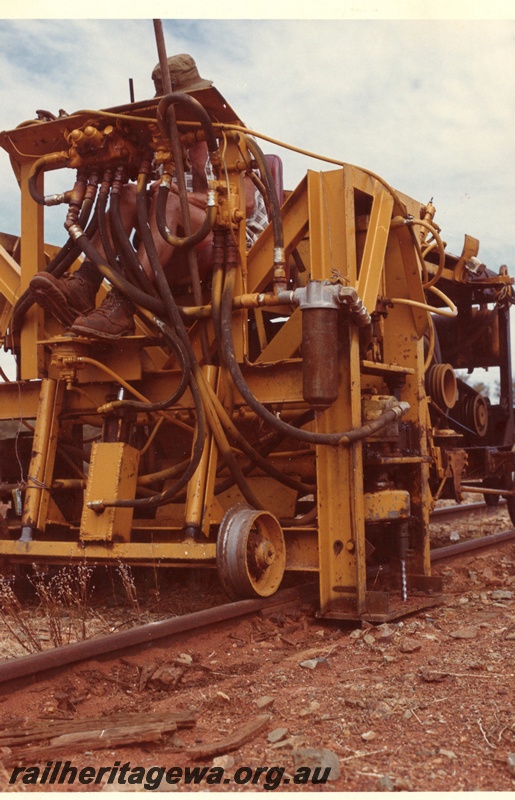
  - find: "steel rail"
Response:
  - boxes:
[1,525,513,687]
[430,500,505,521]
[430,527,515,561]
[0,583,315,687]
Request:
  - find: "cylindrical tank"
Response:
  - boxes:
[299,281,340,409]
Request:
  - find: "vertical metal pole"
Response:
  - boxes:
[20,378,63,541]
[153,20,173,94]
[152,19,211,365]
[20,162,44,379]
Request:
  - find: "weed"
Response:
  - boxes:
[116,562,142,622]
[0,564,100,652]
[29,562,95,646]
[0,576,43,653]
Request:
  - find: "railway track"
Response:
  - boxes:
[0,521,514,686]
[0,582,317,687]
[430,499,506,521]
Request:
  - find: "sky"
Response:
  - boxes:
[0,3,514,379]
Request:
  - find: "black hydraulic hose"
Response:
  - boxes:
[68,226,165,316]
[27,152,70,207]
[212,395,316,495]
[80,164,214,509]
[110,180,158,297]
[12,171,98,326]
[131,169,196,350]
[96,368,207,510]
[219,264,409,446]
[129,195,264,508]
[207,231,310,498]
[214,441,315,497]
[155,182,217,249]
[155,92,213,364]
[242,134,283,250]
[96,172,120,274]
[101,316,191,414]
[156,93,219,157]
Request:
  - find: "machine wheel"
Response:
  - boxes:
[216,504,286,600]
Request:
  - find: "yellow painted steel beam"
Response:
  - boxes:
[383,253,432,576]
[356,188,394,313]
[0,244,21,342]
[0,539,217,562]
[0,379,41,420]
[255,308,302,363]
[389,225,429,338]
[21,378,64,534]
[19,162,44,379]
[306,170,366,616]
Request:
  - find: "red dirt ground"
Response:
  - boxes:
[0,504,514,793]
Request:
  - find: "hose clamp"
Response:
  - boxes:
[66,223,83,242]
[273,247,285,266]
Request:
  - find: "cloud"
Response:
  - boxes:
[0,17,513,264]
[1,14,514,380]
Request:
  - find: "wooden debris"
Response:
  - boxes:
[1,709,196,762]
[186,714,270,760]
[138,662,158,691]
[16,721,178,760]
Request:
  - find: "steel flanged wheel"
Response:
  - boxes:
[216,504,286,600]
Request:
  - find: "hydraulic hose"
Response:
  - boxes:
[96,169,120,274]
[241,134,283,250]
[414,218,446,289]
[63,171,89,230]
[91,369,207,510]
[85,167,218,508]
[12,169,98,331]
[110,167,158,297]
[156,93,219,157]
[134,227,262,508]
[66,222,165,317]
[155,180,217,248]
[203,377,315,495]
[219,262,410,446]
[193,367,263,509]
[240,134,285,289]
[391,284,457,318]
[155,92,215,364]
[131,163,205,357]
[120,255,263,510]
[98,315,190,415]
[137,457,190,488]
[27,151,70,207]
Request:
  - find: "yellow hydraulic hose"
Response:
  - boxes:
[65,356,195,434]
[390,285,457,318]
